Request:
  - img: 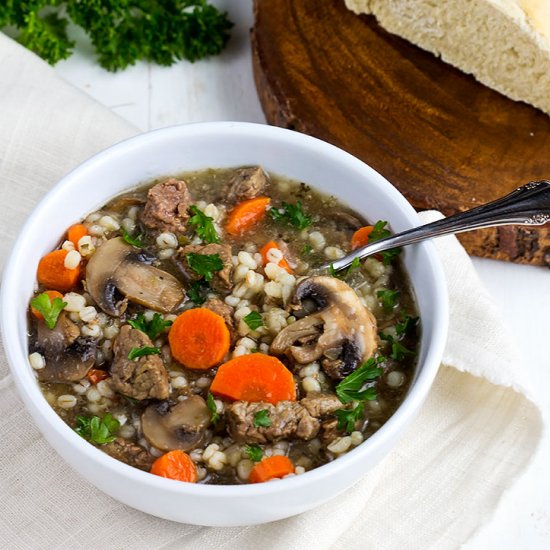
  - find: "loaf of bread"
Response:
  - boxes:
[344,0,550,115]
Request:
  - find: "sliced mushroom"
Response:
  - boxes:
[86,237,185,316]
[33,312,96,382]
[270,276,377,379]
[141,396,211,452]
[332,210,366,231]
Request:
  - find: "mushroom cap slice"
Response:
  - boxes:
[271,276,378,379]
[34,312,96,382]
[86,237,185,316]
[141,396,211,452]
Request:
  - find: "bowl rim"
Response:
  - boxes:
[0,121,448,498]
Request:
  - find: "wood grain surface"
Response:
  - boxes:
[251,0,550,266]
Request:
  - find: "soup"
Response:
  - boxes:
[27,166,419,484]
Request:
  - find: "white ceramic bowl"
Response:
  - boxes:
[0,122,448,526]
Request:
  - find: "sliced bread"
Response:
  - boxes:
[345,0,550,115]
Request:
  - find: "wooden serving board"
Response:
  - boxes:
[251,0,550,266]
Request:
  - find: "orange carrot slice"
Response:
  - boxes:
[259,240,292,273]
[67,224,88,247]
[210,353,296,404]
[226,196,270,236]
[86,369,110,385]
[31,290,64,320]
[249,456,295,483]
[151,450,197,483]
[168,308,230,370]
[37,250,81,292]
[351,226,374,250]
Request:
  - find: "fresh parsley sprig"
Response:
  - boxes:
[206,392,220,424]
[335,403,365,433]
[188,280,209,305]
[127,346,161,360]
[368,220,402,265]
[268,201,312,230]
[369,220,391,241]
[335,358,383,404]
[379,334,415,361]
[121,227,145,248]
[189,205,220,244]
[128,313,172,340]
[253,409,271,428]
[186,252,223,282]
[30,292,67,329]
[243,311,263,331]
[377,289,400,312]
[244,444,263,462]
[395,315,419,337]
[75,413,120,445]
[329,256,361,278]
[2,1,233,71]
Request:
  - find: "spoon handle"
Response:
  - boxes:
[327,180,550,271]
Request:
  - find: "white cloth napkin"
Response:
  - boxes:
[0,34,543,550]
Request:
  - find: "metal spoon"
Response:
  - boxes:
[323,180,550,272]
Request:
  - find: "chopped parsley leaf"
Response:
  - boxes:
[380,248,402,266]
[189,205,219,244]
[188,280,209,305]
[395,315,419,336]
[368,220,402,265]
[30,292,67,329]
[186,252,223,282]
[121,227,145,248]
[335,403,365,433]
[253,409,271,428]
[335,358,383,404]
[243,311,263,331]
[329,256,361,279]
[377,289,400,312]
[369,220,391,241]
[302,244,313,255]
[206,392,220,424]
[128,313,172,340]
[75,413,120,445]
[379,333,415,361]
[127,346,161,360]
[244,444,263,462]
[269,201,312,230]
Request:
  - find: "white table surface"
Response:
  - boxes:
[53,1,549,547]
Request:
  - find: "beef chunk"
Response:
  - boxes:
[141,178,192,233]
[203,297,234,326]
[176,243,233,291]
[224,166,269,203]
[226,400,320,444]
[300,393,342,418]
[204,297,235,335]
[320,418,343,446]
[110,325,170,400]
[102,438,154,471]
